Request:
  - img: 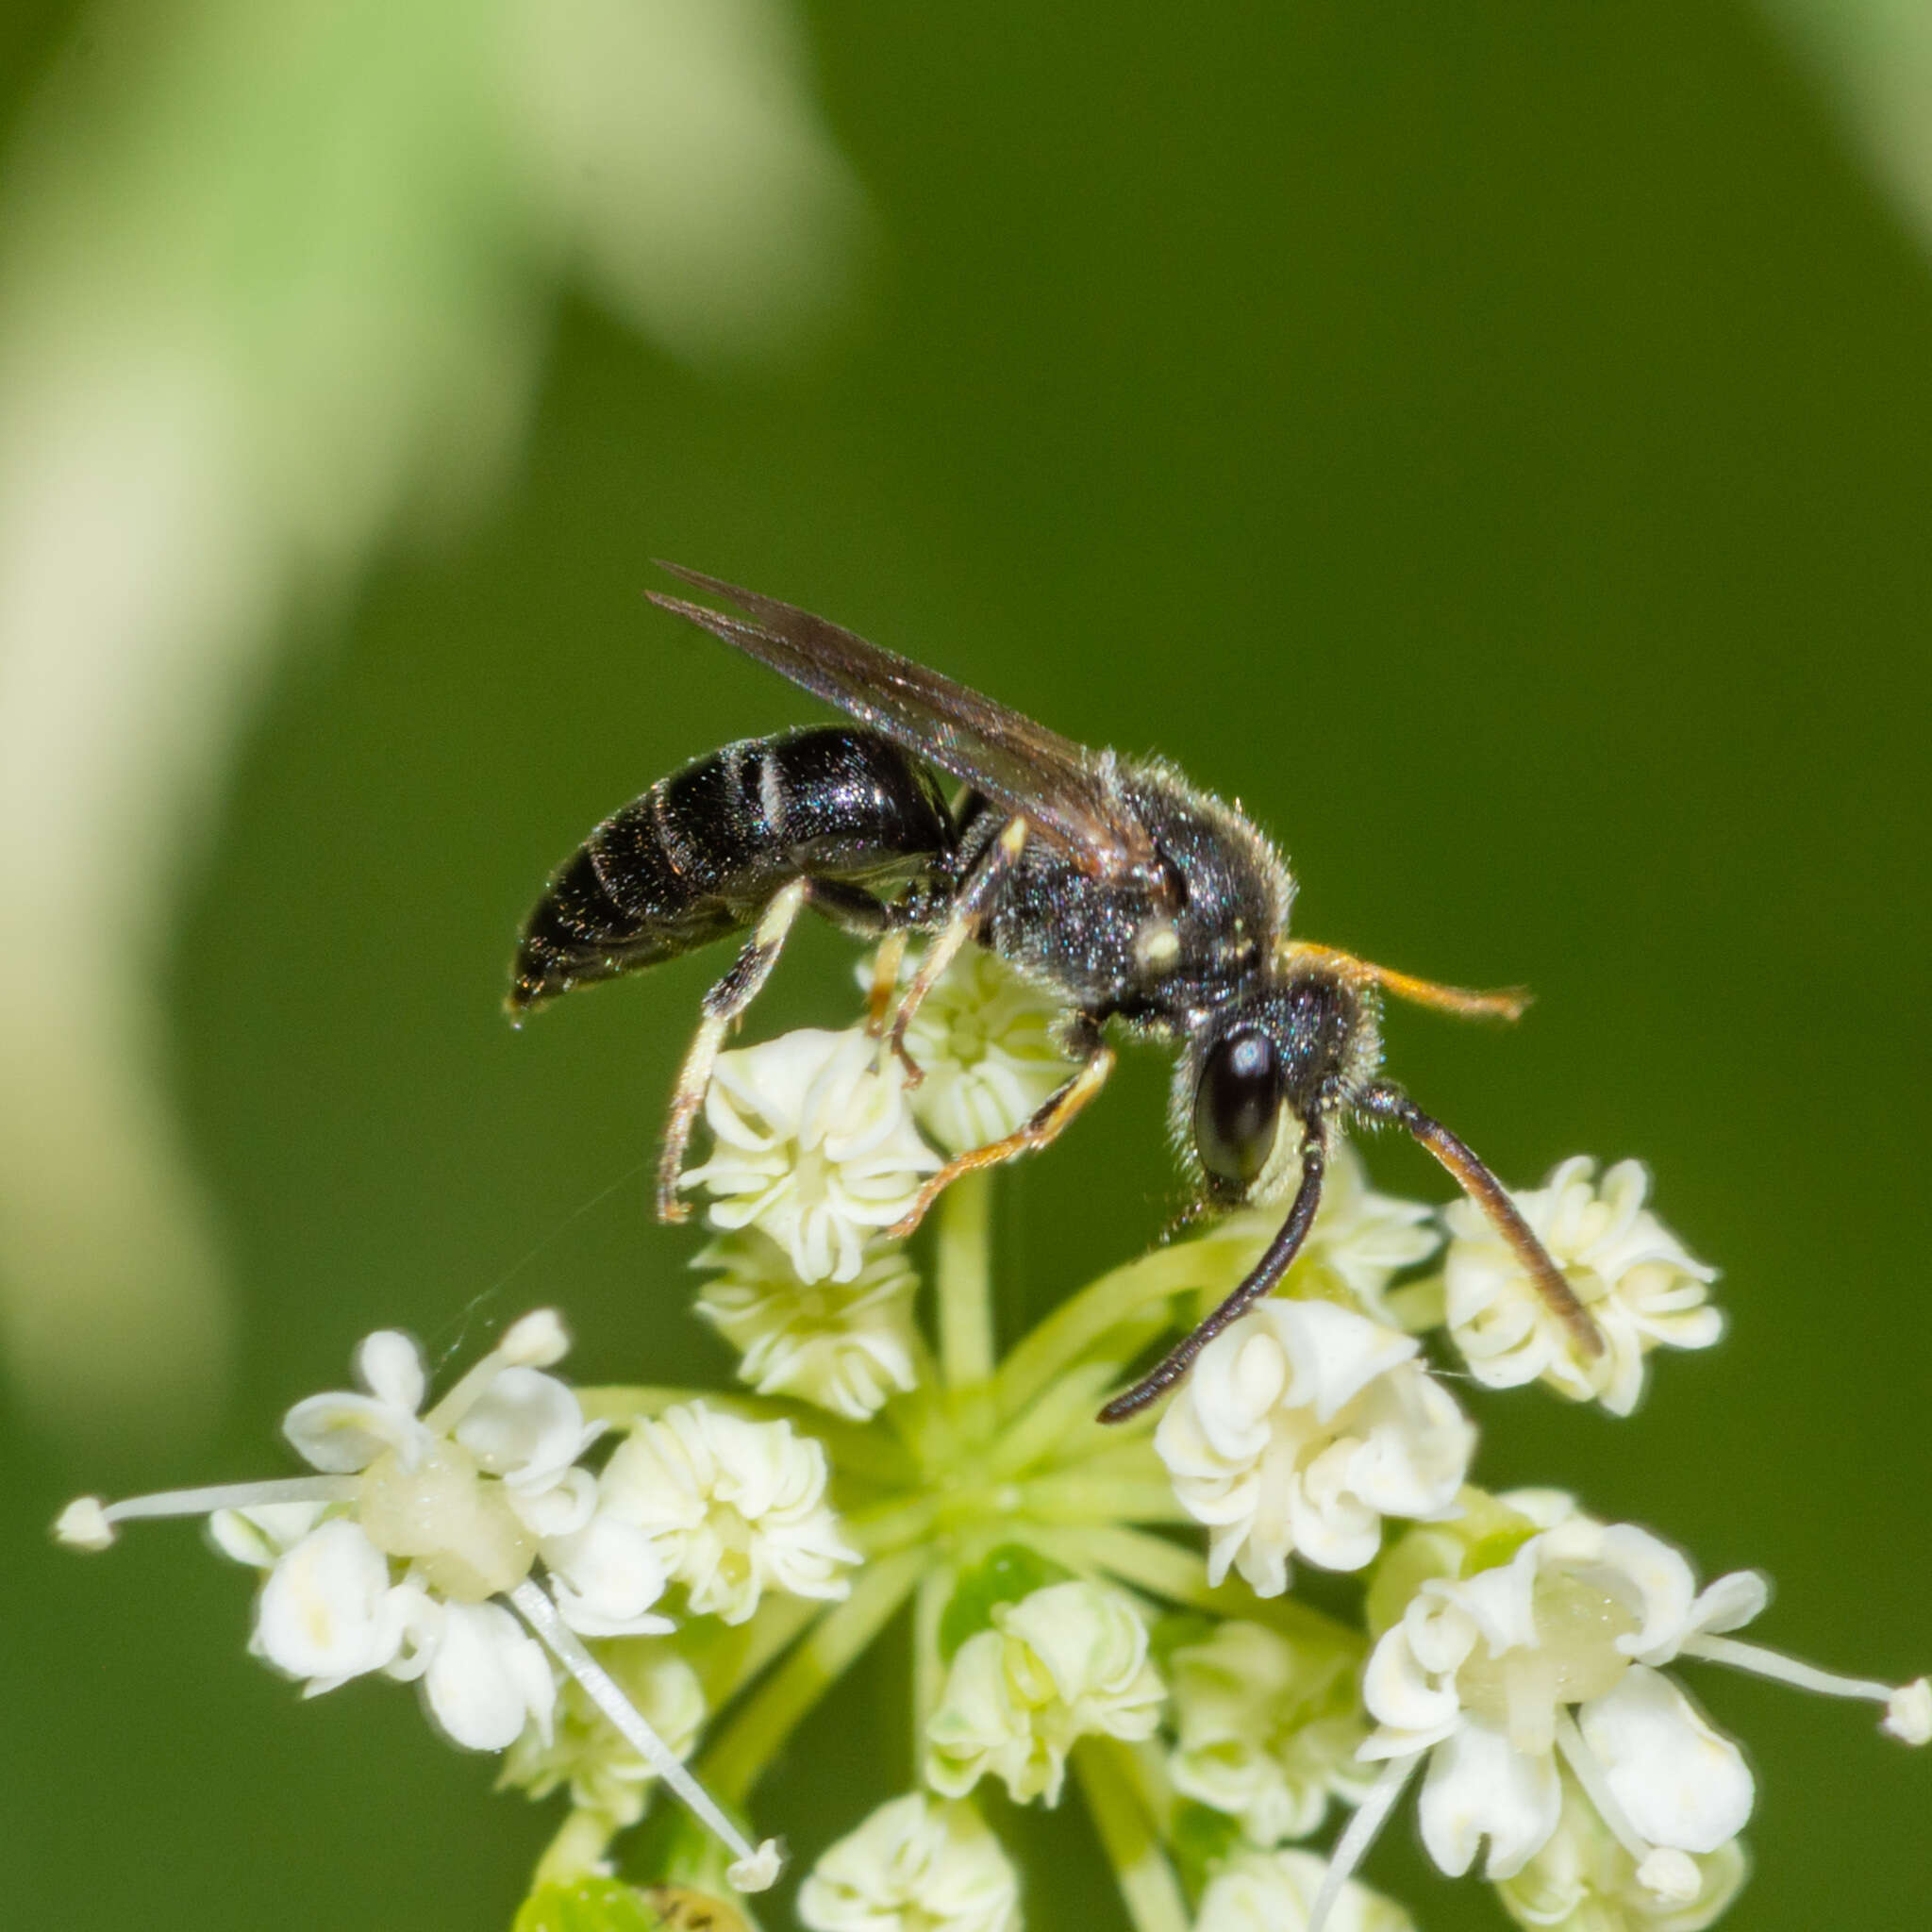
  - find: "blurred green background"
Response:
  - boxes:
[3,3,1927,1927]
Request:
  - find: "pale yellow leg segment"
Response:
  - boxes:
[864,929,910,1037]
[886,1043,1115,1240]
[887,816,1028,1083]
[656,878,809,1223]
[1279,940,1530,1023]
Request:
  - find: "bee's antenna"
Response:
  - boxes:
[1097,1127,1330,1424]
[1357,1080,1604,1362]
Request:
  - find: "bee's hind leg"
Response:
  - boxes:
[655,878,812,1223]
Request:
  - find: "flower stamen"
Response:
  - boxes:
[506,1580,781,1892]
[54,1476,358,1549]
[1684,1636,1931,1742]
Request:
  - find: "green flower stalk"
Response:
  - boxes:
[53,947,1930,1932]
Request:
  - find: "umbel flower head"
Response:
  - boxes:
[864,941,1081,1155]
[53,1312,782,1893]
[50,941,1932,1930]
[1305,1494,1930,1931]
[598,1398,860,1624]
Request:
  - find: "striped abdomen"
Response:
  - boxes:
[509,725,957,1013]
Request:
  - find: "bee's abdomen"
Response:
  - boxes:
[509,725,955,1014]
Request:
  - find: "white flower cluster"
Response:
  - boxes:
[600,1399,860,1624]
[925,1580,1165,1806]
[53,1313,789,1893]
[61,1313,666,1751]
[1166,1619,1370,1846]
[692,1229,921,1421]
[678,1027,941,1284]
[1438,1158,1723,1415]
[800,1791,1020,1932]
[1305,1494,1930,1932]
[1154,1298,1474,1597]
[865,941,1079,1157]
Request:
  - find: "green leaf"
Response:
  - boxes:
[938,1542,1076,1658]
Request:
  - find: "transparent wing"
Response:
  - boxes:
[647,564,1155,877]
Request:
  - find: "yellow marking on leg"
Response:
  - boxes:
[655,878,809,1223]
[1279,940,1530,1022]
[864,930,910,1037]
[885,1044,1114,1239]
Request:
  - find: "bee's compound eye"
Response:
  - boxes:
[1194,1029,1282,1190]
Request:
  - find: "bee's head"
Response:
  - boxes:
[1180,969,1379,1203]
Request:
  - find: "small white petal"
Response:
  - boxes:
[509,1465,600,1540]
[208,1500,327,1567]
[1883,1677,1932,1746]
[544,1513,675,1638]
[1682,1569,1771,1643]
[256,1520,405,1686]
[53,1496,114,1550]
[1594,1524,1698,1661]
[421,1600,556,1752]
[1363,1625,1462,1737]
[455,1367,586,1487]
[1577,1666,1753,1854]
[355,1330,426,1414]
[1418,1717,1561,1879]
[283,1390,430,1474]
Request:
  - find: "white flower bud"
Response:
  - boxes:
[694,1229,920,1420]
[600,1401,860,1625]
[500,1641,706,1826]
[1440,1158,1720,1416]
[800,1791,1019,1932]
[1195,1848,1414,1932]
[925,1580,1164,1806]
[868,943,1079,1155]
[1167,1620,1370,1845]
[1494,1769,1747,1932]
[1155,1300,1474,1597]
[678,1028,943,1284]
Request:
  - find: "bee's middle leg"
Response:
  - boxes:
[886,1022,1114,1239]
[655,877,812,1222]
[886,816,1027,1083]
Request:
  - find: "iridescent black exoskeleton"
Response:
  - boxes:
[510,566,1601,1420]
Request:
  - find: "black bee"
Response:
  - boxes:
[510,565,1600,1421]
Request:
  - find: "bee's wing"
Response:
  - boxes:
[648,564,1156,877]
